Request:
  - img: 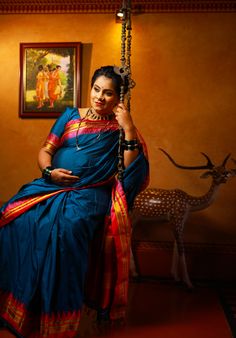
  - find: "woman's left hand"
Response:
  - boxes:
[115,103,135,132]
[115,103,139,168]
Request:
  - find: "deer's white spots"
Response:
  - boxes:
[148,198,162,204]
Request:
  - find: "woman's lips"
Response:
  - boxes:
[95,101,104,106]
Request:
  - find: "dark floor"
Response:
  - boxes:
[0,279,234,338]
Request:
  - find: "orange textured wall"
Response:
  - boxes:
[0,12,236,244]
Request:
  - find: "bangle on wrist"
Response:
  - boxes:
[42,166,54,182]
[122,139,140,151]
[123,139,138,145]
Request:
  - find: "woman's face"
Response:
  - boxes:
[90,75,119,115]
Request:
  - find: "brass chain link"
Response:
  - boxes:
[117,0,134,182]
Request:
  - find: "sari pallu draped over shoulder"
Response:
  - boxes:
[0,107,149,337]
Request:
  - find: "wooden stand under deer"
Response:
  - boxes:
[131,149,234,289]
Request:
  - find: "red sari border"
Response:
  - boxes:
[109,179,131,320]
[0,289,80,338]
[61,119,119,143]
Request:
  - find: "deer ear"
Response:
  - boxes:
[200,171,211,179]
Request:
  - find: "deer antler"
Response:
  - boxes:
[228,158,236,176]
[221,153,231,167]
[159,148,214,170]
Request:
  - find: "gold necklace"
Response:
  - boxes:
[75,108,114,151]
[86,107,115,121]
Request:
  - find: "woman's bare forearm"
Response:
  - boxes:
[38,147,53,172]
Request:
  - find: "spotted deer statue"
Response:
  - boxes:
[131,149,234,289]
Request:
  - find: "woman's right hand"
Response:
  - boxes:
[50,168,79,186]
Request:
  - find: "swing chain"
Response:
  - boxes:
[116,0,134,182]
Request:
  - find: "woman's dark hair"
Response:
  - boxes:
[91,65,129,97]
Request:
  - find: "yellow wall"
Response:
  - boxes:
[0,12,236,243]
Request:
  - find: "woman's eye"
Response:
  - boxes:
[94,87,99,92]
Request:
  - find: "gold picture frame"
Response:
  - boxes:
[19,42,81,118]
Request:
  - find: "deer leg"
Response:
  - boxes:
[179,253,193,289]
[172,218,193,289]
[176,232,193,288]
[171,240,181,282]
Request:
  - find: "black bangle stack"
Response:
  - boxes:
[123,139,140,151]
[42,166,54,182]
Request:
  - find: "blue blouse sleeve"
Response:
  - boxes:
[50,107,78,137]
[43,107,78,154]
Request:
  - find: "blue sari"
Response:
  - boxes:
[0,107,149,337]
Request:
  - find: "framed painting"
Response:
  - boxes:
[19,42,81,118]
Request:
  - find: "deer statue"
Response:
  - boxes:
[131,149,234,289]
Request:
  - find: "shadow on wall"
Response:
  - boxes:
[80,43,93,106]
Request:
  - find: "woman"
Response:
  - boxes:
[0,66,149,337]
[36,65,45,109]
[48,65,62,108]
